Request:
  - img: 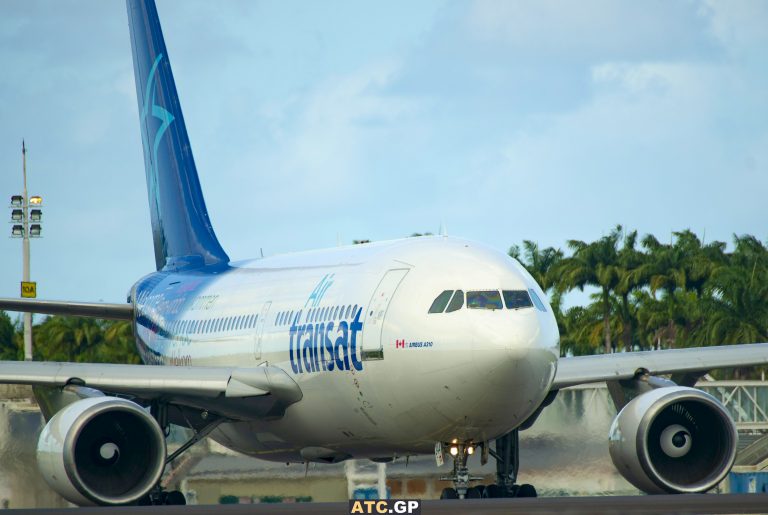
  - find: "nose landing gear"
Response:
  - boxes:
[439,441,484,499]
[440,430,537,500]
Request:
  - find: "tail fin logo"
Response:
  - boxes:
[141,54,175,175]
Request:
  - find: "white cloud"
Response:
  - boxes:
[702,0,768,56]
[471,58,768,245]
[465,0,714,61]
[242,60,421,200]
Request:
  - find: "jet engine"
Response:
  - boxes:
[608,386,737,494]
[36,396,166,506]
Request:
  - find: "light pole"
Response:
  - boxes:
[9,140,42,361]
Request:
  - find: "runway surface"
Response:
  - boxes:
[8,494,768,515]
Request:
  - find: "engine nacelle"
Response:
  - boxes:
[37,396,166,506]
[609,386,737,494]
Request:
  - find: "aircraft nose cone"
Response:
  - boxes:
[464,310,558,430]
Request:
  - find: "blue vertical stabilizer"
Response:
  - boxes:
[126,0,229,271]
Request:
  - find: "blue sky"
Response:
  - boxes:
[1,1,767,308]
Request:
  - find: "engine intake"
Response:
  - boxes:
[609,386,737,494]
[37,396,166,506]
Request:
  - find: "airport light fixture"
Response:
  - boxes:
[8,140,42,360]
[9,197,43,238]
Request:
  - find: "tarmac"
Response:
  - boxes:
[6,494,768,515]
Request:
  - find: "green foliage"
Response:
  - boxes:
[0,313,141,364]
[511,228,768,378]
[0,311,21,360]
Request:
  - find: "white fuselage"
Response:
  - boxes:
[132,236,560,461]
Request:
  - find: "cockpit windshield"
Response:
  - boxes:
[446,290,464,312]
[429,289,538,313]
[466,290,503,310]
[503,290,533,310]
[429,290,454,313]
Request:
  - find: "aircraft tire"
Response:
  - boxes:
[483,484,505,498]
[164,491,187,505]
[440,488,459,499]
[516,484,537,498]
[465,486,483,498]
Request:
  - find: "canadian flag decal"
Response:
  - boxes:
[395,339,405,349]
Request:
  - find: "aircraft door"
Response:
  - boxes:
[254,301,271,361]
[361,268,409,360]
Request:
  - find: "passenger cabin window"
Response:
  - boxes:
[467,290,503,310]
[503,290,533,310]
[446,290,464,313]
[429,290,454,313]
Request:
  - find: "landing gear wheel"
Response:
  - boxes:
[134,489,186,506]
[440,487,459,499]
[483,484,505,498]
[516,484,537,498]
[164,491,187,505]
[465,486,483,498]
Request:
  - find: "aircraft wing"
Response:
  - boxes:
[553,342,768,389]
[0,297,133,320]
[0,360,302,420]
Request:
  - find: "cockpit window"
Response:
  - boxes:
[503,290,533,310]
[467,290,503,310]
[446,290,464,313]
[529,288,547,312]
[429,290,454,313]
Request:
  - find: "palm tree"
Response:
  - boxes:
[556,225,623,354]
[101,320,142,364]
[699,236,768,348]
[614,230,646,351]
[559,297,623,356]
[0,311,21,360]
[509,241,564,310]
[636,231,725,348]
[34,316,105,362]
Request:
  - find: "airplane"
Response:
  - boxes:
[1,0,768,506]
